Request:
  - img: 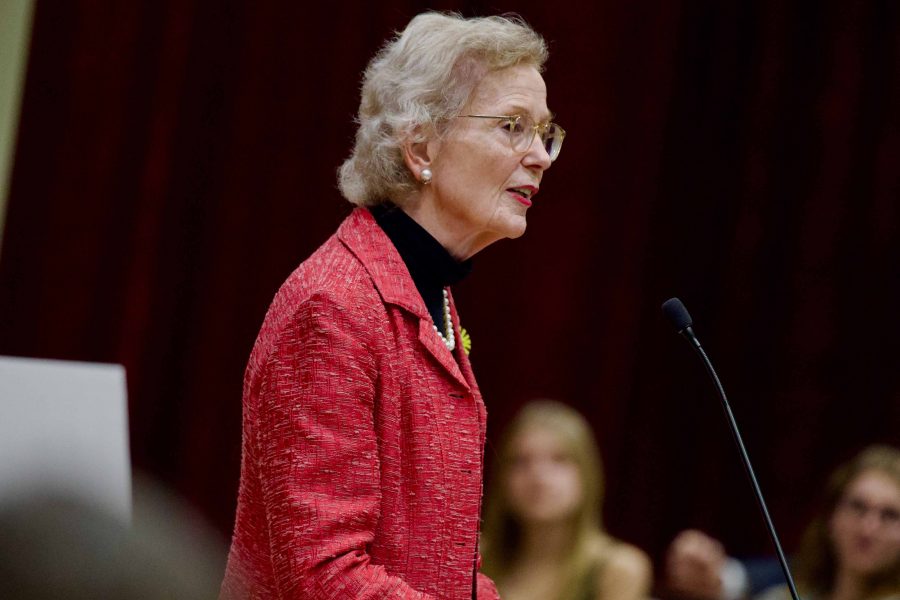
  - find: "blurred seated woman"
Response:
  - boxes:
[480,400,652,600]
[757,444,900,600]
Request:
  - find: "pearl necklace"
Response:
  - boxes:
[433,288,455,351]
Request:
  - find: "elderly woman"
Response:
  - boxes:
[480,401,652,600]
[220,12,565,600]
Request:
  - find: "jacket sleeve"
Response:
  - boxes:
[255,294,434,599]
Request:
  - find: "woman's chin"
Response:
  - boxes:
[502,216,528,239]
[508,224,527,239]
[843,555,897,577]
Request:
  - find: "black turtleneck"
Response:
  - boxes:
[370,204,472,329]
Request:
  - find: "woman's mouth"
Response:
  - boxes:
[507,186,538,207]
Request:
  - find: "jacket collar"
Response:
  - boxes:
[337,207,430,320]
[338,208,475,391]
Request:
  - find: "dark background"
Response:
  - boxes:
[2,0,899,584]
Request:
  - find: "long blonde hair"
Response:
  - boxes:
[795,445,900,598]
[481,400,608,600]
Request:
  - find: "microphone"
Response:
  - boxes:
[660,297,699,348]
[661,297,800,600]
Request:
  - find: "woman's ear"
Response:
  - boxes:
[401,128,438,183]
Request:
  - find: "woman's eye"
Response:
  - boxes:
[499,118,524,134]
[508,454,529,468]
[848,498,868,515]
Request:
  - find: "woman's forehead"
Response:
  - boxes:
[512,424,570,448]
[846,469,900,502]
[467,65,550,119]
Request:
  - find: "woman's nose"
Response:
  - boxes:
[523,134,552,171]
[860,510,883,534]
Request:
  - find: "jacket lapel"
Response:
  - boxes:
[448,290,479,394]
[416,318,469,390]
[448,291,487,437]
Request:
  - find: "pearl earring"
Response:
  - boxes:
[421,168,432,185]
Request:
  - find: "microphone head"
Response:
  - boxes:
[661,297,693,333]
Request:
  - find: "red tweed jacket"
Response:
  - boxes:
[221,208,501,599]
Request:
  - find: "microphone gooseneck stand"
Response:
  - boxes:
[661,297,801,600]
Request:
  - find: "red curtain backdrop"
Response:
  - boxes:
[2,0,899,571]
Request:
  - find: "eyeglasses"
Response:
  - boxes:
[458,114,566,162]
[839,496,900,528]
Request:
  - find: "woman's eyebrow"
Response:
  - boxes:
[503,104,555,122]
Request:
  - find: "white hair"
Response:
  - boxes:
[338,12,548,206]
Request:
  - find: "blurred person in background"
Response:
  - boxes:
[665,445,900,600]
[665,529,782,600]
[0,474,224,599]
[220,11,565,600]
[481,400,652,600]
